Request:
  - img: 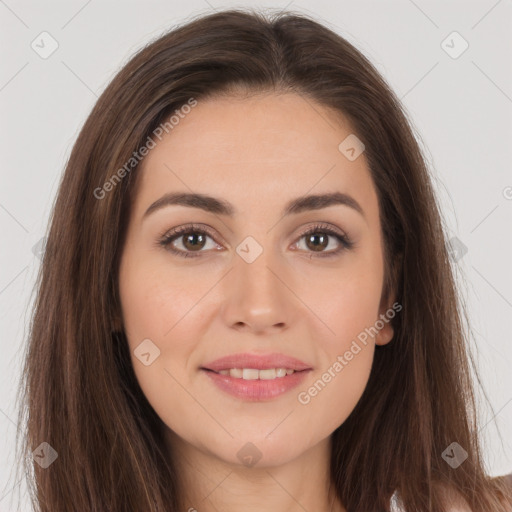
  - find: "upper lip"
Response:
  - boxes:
[201,352,312,372]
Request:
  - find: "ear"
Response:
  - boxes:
[375,296,396,346]
[375,254,401,346]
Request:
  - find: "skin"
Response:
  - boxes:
[118,91,397,512]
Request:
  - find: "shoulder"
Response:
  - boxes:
[390,485,471,512]
[437,475,512,512]
[393,478,512,511]
[434,482,472,512]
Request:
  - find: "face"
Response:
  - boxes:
[118,92,395,468]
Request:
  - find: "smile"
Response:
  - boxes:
[216,368,296,379]
[200,352,313,400]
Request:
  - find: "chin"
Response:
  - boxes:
[207,434,312,470]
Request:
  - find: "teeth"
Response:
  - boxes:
[242,368,259,380]
[259,369,277,380]
[217,368,296,380]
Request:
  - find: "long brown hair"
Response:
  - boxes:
[14,8,512,511]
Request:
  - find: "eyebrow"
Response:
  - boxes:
[143,191,366,220]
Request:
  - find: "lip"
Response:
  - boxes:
[201,352,312,372]
[202,368,311,401]
[200,352,313,401]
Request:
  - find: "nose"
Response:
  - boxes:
[220,251,298,335]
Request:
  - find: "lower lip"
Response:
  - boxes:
[202,369,311,401]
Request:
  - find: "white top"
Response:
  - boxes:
[390,491,402,511]
[389,491,475,512]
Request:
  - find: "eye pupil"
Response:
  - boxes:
[183,232,206,251]
[306,233,328,252]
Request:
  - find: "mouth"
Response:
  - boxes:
[200,353,312,401]
[202,367,305,380]
[201,352,312,373]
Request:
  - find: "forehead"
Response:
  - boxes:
[135,92,377,219]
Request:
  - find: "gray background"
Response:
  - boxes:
[1,0,511,509]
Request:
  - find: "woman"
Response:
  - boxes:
[15,8,512,511]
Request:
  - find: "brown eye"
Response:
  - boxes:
[158,222,353,259]
[304,232,329,252]
[159,224,221,258]
[181,232,207,251]
[294,223,354,258]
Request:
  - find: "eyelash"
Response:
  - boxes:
[157,222,354,259]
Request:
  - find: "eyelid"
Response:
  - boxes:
[294,221,347,239]
[158,222,226,245]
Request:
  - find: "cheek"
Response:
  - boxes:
[297,328,376,440]
[304,257,384,349]
[119,248,203,341]
[295,259,382,432]
[119,262,209,435]
[118,243,229,353]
